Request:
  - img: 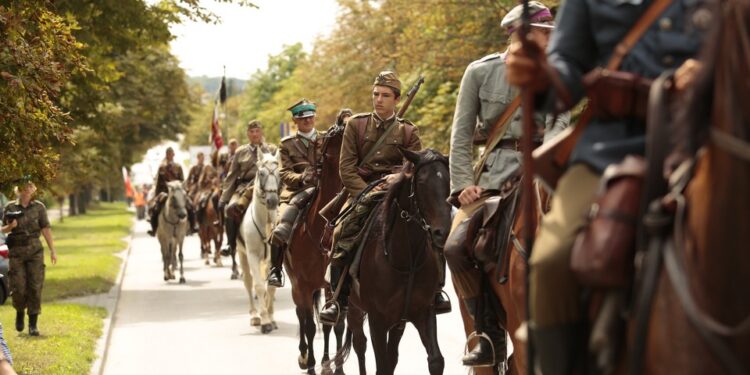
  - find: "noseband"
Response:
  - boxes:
[255,162,279,202]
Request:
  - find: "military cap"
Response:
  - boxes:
[166,147,175,153]
[288,99,317,119]
[247,119,262,129]
[373,71,401,94]
[501,1,554,34]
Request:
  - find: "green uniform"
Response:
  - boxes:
[3,200,50,315]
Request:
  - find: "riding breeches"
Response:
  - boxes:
[530,164,601,328]
[331,191,386,266]
[445,196,490,300]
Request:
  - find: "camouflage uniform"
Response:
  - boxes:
[2,200,50,316]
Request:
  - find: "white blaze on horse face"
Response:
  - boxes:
[436,171,444,180]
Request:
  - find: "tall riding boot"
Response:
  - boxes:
[28,314,39,336]
[147,206,160,236]
[320,264,350,325]
[532,324,579,375]
[434,253,452,314]
[271,205,299,246]
[266,244,284,288]
[15,309,24,332]
[187,206,199,235]
[462,296,508,370]
[221,216,238,256]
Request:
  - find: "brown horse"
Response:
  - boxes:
[197,189,223,266]
[327,149,452,375]
[624,3,750,374]
[285,124,347,375]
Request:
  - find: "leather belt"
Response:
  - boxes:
[494,139,543,151]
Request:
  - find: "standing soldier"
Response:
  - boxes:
[444,2,569,369]
[267,99,324,287]
[2,180,57,336]
[219,121,276,259]
[186,152,206,198]
[147,147,198,236]
[506,0,706,370]
[320,71,450,325]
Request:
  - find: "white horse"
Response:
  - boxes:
[237,149,280,334]
[157,181,189,283]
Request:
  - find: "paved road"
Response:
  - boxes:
[103,219,471,374]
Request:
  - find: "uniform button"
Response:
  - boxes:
[376,151,381,155]
[375,163,379,166]
[662,55,675,66]
[659,17,672,30]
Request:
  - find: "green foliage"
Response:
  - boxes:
[0,303,107,375]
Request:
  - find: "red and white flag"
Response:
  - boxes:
[210,100,224,150]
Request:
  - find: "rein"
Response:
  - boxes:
[710,128,750,162]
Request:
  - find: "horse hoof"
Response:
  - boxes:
[179,277,186,284]
[307,368,316,375]
[298,354,308,370]
[250,317,261,327]
[334,369,345,375]
[204,259,209,266]
[230,274,238,280]
[164,275,169,281]
[261,323,273,334]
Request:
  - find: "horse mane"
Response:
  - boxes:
[676,0,750,153]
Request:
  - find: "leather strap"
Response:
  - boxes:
[607,0,675,70]
[473,96,523,183]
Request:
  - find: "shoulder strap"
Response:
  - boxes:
[607,0,675,70]
[473,96,523,183]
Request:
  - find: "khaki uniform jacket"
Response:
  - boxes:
[154,161,185,196]
[339,113,422,197]
[220,143,276,204]
[279,130,323,203]
[450,52,570,197]
[2,200,50,253]
[186,164,204,193]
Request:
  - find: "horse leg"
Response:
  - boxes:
[237,248,259,326]
[178,243,186,284]
[304,305,317,374]
[323,320,333,363]
[348,306,367,375]
[414,311,444,375]
[230,246,239,280]
[296,306,310,370]
[214,230,223,266]
[368,315,390,375]
[161,245,169,281]
[248,251,273,334]
[386,323,406,374]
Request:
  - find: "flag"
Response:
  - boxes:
[219,76,227,105]
[210,100,224,150]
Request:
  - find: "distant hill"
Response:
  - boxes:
[188,76,247,96]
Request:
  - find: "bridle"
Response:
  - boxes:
[254,161,279,203]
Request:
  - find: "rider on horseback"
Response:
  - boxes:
[444,3,568,369]
[148,147,199,236]
[267,99,325,287]
[320,71,451,325]
[505,0,707,370]
[218,121,277,261]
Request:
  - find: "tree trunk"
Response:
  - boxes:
[69,194,77,216]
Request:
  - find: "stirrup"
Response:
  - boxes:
[464,331,496,368]
[320,300,341,325]
[267,269,285,287]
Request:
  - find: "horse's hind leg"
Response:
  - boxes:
[386,323,406,373]
[414,311,444,375]
[178,243,186,284]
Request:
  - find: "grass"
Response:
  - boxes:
[0,304,107,375]
[2,202,132,374]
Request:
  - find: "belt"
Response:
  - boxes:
[494,139,543,151]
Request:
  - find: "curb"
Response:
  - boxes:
[89,217,136,375]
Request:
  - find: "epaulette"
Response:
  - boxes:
[477,52,502,63]
[235,144,250,153]
[396,117,416,126]
[280,135,296,143]
[349,112,371,120]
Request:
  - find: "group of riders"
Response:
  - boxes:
[141,0,725,371]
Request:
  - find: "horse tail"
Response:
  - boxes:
[323,327,353,371]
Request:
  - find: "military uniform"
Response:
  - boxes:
[3,199,50,333]
[186,162,204,197]
[444,3,567,369]
[520,0,708,371]
[194,164,220,223]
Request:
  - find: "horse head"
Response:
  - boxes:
[166,180,188,220]
[399,148,452,249]
[254,148,280,211]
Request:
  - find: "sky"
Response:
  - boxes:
[166,0,340,79]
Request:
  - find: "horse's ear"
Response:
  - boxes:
[399,147,421,165]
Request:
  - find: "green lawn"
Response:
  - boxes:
[2,202,131,374]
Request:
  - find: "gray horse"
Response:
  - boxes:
[158,181,189,283]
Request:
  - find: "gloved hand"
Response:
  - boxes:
[301,168,316,185]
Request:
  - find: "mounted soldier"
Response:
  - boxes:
[148,147,198,236]
[445,2,570,370]
[320,71,450,325]
[267,99,325,287]
[186,151,206,198]
[506,0,707,370]
[218,121,277,266]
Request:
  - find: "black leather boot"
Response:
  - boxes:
[187,207,199,235]
[28,314,39,336]
[434,254,452,314]
[147,207,160,236]
[462,297,507,369]
[15,310,24,332]
[532,324,578,375]
[320,264,349,326]
[222,216,238,256]
[271,205,299,245]
[267,244,284,288]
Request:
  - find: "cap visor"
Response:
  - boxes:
[530,23,555,29]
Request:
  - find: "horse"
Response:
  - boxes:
[286,125,347,375]
[622,3,750,374]
[196,166,223,266]
[328,148,452,375]
[236,149,280,334]
[157,181,189,284]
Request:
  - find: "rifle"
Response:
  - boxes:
[318,75,426,225]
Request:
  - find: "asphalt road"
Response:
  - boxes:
[102,219,472,375]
